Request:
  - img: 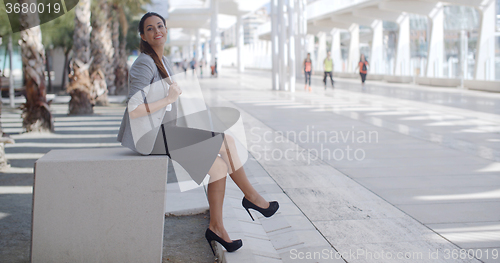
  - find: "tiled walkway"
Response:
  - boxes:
[198,68,500,263]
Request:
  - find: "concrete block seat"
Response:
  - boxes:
[31,147,169,263]
[384,75,414,83]
[334,72,358,79]
[465,79,500,92]
[415,76,460,87]
[366,73,384,80]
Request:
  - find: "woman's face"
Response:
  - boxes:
[141,15,167,48]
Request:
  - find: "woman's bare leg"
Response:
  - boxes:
[207,156,231,242]
[219,134,269,209]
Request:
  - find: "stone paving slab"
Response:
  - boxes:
[337,164,498,178]
[373,186,500,205]
[356,174,500,189]
[165,182,209,216]
[426,222,500,249]
[471,248,500,263]
[397,202,500,224]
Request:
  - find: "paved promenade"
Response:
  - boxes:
[199,68,499,262]
[0,67,498,262]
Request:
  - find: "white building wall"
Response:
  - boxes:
[219,40,272,69]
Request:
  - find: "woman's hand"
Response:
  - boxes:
[166,82,182,104]
[130,82,182,119]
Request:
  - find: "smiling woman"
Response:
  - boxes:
[138,13,172,83]
[116,11,279,258]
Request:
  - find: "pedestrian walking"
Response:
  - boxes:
[182,59,188,75]
[214,58,218,77]
[199,57,204,78]
[190,58,196,75]
[323,51,334,89]
[303,53,313,92]
[355,54,369,89]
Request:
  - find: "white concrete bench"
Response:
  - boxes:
[383,74,414,83]
[31,147,169,263]
[465,79,500,92]
[416,76,461,87]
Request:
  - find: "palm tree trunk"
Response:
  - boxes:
[115,41,128,95]
[90,0,114,105]
[61,48,70,93]
[0,94,13,171]
[45,48,52,93]
[114,5,129,95]
[67,0,94,115]
[19,0,54,132]
[111,12,120,95]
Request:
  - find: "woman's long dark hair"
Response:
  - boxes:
[139,12,169,79]
[360,54,366,62]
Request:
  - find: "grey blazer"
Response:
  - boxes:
[117,52,178,154]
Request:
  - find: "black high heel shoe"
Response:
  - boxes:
[242,197,279,221]
[205,228,243,255]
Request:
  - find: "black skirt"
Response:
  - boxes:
[150,124,225,185]
[149,107,239,185]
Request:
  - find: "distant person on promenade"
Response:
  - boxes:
[210,58,218,78]
[190,58,196,75]
[355,54,369,89]
[323,51,334,89]
[182,59,188,75]
[214,58,218,77]
[303,53,313,92]
[199,57,205,78]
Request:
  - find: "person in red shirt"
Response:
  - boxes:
[303,53,313,92]
[355,54,369,88]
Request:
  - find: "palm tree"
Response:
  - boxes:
[18,0,54,132]
[0,96,14,171]
[90,0,114,105]
[0,2,14,36]
[0,3,16,170]
[110,1,150,95]
[111,5,128,95]
[66,0,150,113]
[67,0,95,114]
[40,6,75,94]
